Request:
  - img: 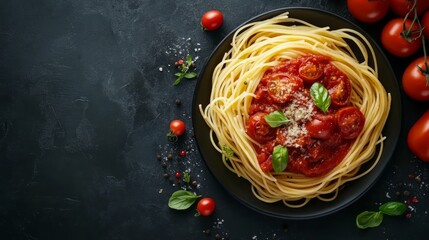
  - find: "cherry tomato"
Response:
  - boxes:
[197,197,216,216]
[169,120,186,136]
[402,56,429,101]
[245,112,276,143]
[266,74,303,103]
[422,11,429,39]
[336,106,365,139]
[407,110,429,162]
[390,0,429,17]
[381,18,422,57]
[201,10,224,31]
[298,58,324,83]
[347,0,390,23]
[306,114,337,139]
[322,64,352,107]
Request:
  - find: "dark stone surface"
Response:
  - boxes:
[0,0,428,239]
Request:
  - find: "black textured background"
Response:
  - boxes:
[0,0,428,239]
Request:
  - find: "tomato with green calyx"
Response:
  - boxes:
[402,56,429,101]
[347,0,390,23]
[408,110,429,162]
[201,10,223,31]
[167,119,186,142]
[196,197,216,216]
[381,18,422,57]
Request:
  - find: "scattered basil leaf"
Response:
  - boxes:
[356,211,383,229]
[184,72,197,79]
[222,145,234,160]
[186,54,193,65]
[168,190,200,210]
[264,110,290,128]
[379,202,407,216]
[272,145,288,173]
[310,82,331,113]
[173,78,182,85]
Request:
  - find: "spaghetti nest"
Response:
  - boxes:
[199,12,391,207]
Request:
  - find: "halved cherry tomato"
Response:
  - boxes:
[322,64,352,107]
[407,110,429,162]
[266,74,303,103]
[390,0,429,17]
[201,10,224,31]
[299,58,324,83]
[306,114,337,139]
[336,106,365,139]
[246,112,276,143]
[347,0,390,23]
[402,56,429,101]
[381,18,422,57]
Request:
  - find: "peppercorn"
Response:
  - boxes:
[215,233,221,240]
[175,172,181,178]
[167,153,173,160]
[156,154,162,160]
[175,99,182,106]
[403,190,410,197]
[415,175,422,184]
[161,162,167,168]
[179,150,186,157]
[163,173,170,178]
[191,180,198,188]
[203,229,211,236]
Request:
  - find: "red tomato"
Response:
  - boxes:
[402,56,429,101]
[322,64,352,107]
[381,18,422,57]
[407,110,429,162]
[336,106,365,139]
[266,74,303,103]
[390,0,429,17]
[201,10,223,31]
[245,112,276,143]
[422,11,429,39]
[306,114,337,139]
[197,197,216,216]
[169,120,186,136]
[299,58,324,83]
[347,0,390,23]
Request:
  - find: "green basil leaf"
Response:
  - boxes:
[310,82,331,113]
[356,211,383,229]
[174,72,183,77]
[272,145,288,173]
[168,190,200,210]
[183,172,191,184]
[173,77,182,85]
[379,202,407,216]
[184,72,197,79]
[222,145,234,160]
[264,110,290,128]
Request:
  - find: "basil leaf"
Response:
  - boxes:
[184,72,197,79]
[356,211,383,229]
[379,202,407,216]
[272,145,288,173]
[310,82,331,113]
[183,172,191,184]
[168,190,200,210]
[264,111,290,128]
[222,145,234,160]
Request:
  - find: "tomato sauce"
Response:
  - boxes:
[246,54,365,177]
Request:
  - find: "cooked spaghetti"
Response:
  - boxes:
[199,12,390,207]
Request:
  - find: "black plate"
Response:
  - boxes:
[192,8,401,219]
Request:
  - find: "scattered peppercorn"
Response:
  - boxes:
[215,233,221,240]
[203,229,211,236]
[179,150,186,157]
[175,172,181,178]
[175,99,182,105]
[163,173,170,178]
[167,153,173,160]
[161,162,167,168]
[190,62,196,68]
[411,196,419,203]
[395,191,401,196]
[191,180,198,188]
[156,154,162,160]
[415,175,422,184]
[403,190,410,197]
[405,213,412,219]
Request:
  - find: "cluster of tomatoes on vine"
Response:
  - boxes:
[348,0,429,162]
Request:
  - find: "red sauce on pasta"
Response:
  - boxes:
[245,55,365,177]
